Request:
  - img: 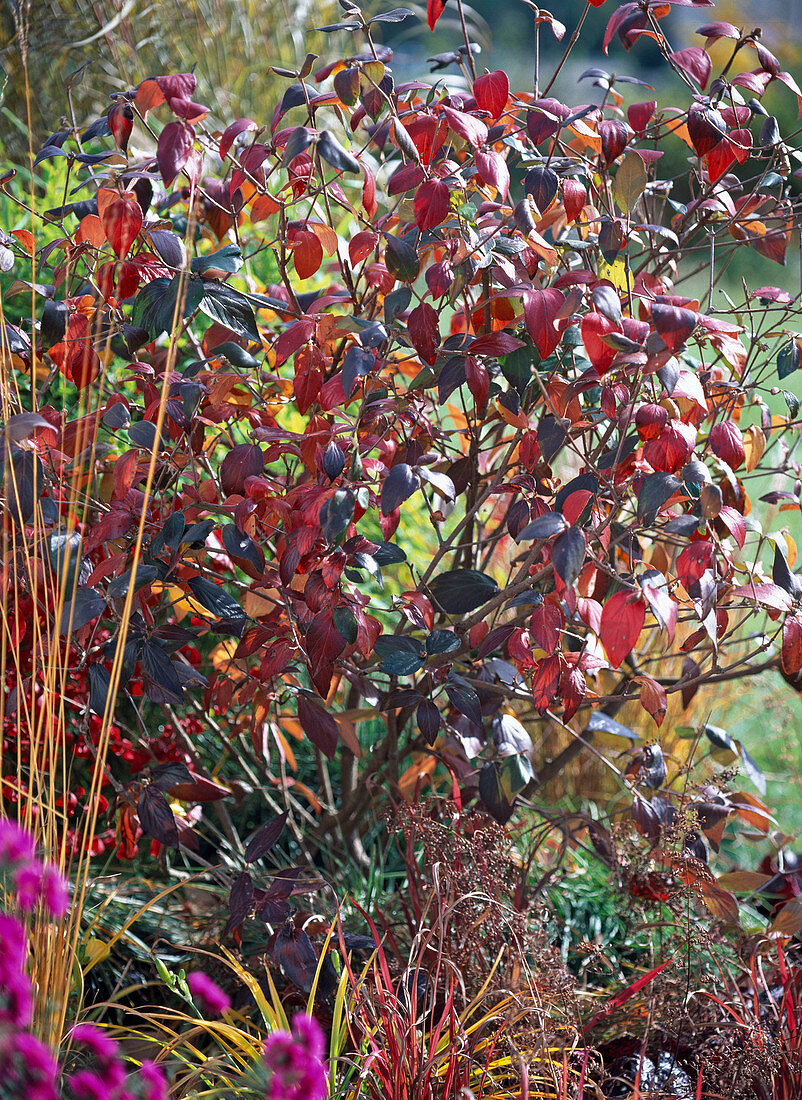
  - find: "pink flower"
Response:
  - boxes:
[0,820,36,864]
[187,971,230,1016]
[67,1069,107,1100]
[40,864,69,917]
[0,970,34,1028]
[0,1031,58,1100]
[14,862,44,910]
[263,1015,327,1100]
[0,913,28,979]
[140,1060,168,1100]
[70,1024,119,1064]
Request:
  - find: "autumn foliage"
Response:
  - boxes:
[4,0,802,1090]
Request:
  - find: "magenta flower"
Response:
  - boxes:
[0,820,36,864]
[139,1060,168,1100]
[0,1031,58,1100]
[0,970,34,1028]
[40,864,69,917]
[263,1014,327,1100]
[70,1023,120,1064]
[13,861,44,910]
[67,1069,108,1100]
[187,970,230,1016]
[0,913,28,979]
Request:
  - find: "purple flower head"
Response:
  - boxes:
[0,1031,58,1100]
[263,1015,327,1100]
[291,1013,325,1060]
[0,820,36,865]
[70,1023,120,1066]
[40,864,69,917]
[14,861,44,910]
[0,913,28,979]
[68,1070,108,1100]
[139,1060,168,1100]
[187,971,230,1016]
[0,969,34,1028]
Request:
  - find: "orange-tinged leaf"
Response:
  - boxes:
[11,229,34,255]
[77,214,106,248]
[97,188,143,259]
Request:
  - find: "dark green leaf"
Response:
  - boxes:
[199,283,260,341]
[446,679,483,727]
[426,630,460,655]
[373,542,407,565]
[551,526,586,588]
[381,463,420,515]
[321,489,355,541]
[188,577,244,620]
[132,275,203,337]
[478,761,516,824]
[88,663,111,717]
[222,524,264,570]
[637,472,682,524]
[778,339,800,380]
[317,130,361,174]
[429,569,499,614]
[192,243,244,275]
[417,699,440,744]
[59,587,105,633]
[384,233,420,283]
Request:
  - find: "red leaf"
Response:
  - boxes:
[109,104,133,152]
[643,420,696,474]
[730,582,792,613]
[274,319,316,365]
[297,696,340,759]
[627,101,656,132]
[475,150,510,197]
[637,675,667,727]
[407,302,440,365]
[97,189,142,259]
[599,120,629,165]
[651,302,698,350]
[473,71,510,118]
[443,106,488,148]
[530,600,563,655]
[581,311,620,374]
[362,165,378,219]
[531,654,561,710]
[670,47,712,90]
[687,105,726,156]
[219,118,258,160]
[305,611,347,672]
[465,357,489,407]
[349,230,378,265]
[469,331,525,357]
[560,666,586,722]
[427,0,447,31]
[157,121,195,186]
[562,179,587,222]
[414,178,450,230]
[293,229,323,279]
[709,420,744,470]
[48,313,100,389]
[677,540,714,592]
[782,613,802,675]
[600,590,646,668]
[523,288,566,359]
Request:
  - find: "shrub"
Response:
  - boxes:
[3,0,802,1093]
